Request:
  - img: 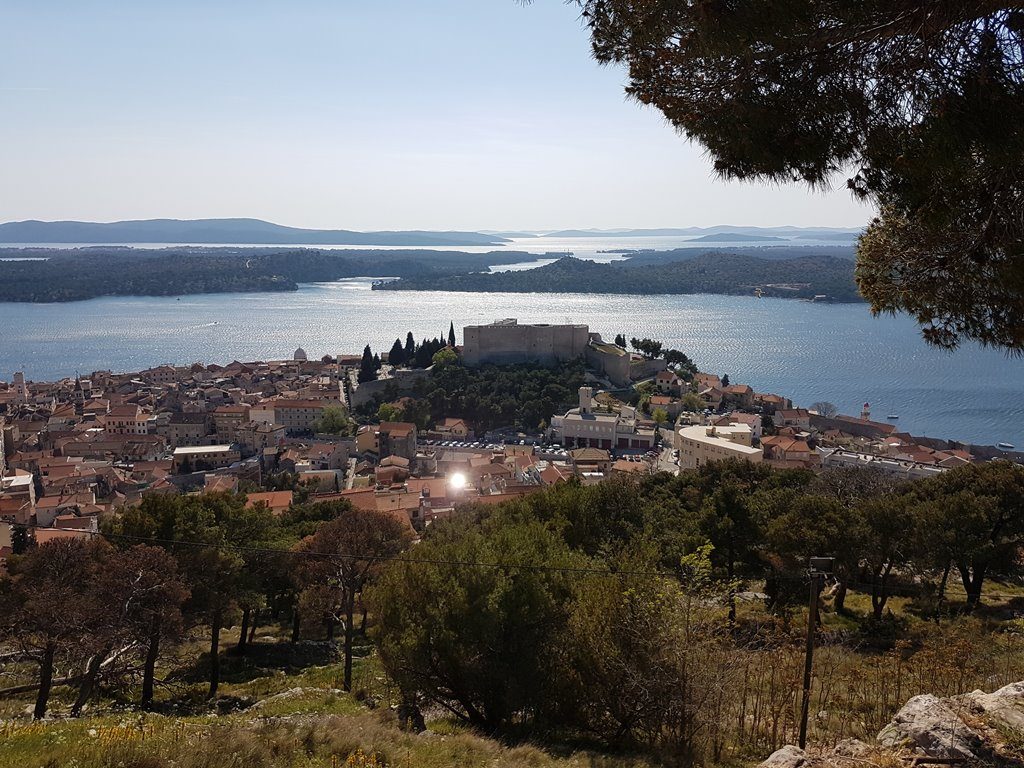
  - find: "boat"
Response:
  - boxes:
[886,414,899,420]
[998,442,1016,450]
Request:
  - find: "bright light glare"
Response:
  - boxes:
[449,472,467,490]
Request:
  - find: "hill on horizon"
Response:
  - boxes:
[0,218,509,247]
[540,225,862,238]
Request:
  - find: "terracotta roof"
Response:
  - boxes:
[34,528,92,545]
[245,491,294,514]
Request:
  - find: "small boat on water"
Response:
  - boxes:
[998,442,1016,450]
[886,414,899,420]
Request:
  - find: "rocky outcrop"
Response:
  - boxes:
[877,693,983,759]
[962,681,1024,733]
[758,745,810,768]
[757,680,1024,768]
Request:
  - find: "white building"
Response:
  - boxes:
[817,447,947,479]
[550,387,656,451]
[676,423,762,470]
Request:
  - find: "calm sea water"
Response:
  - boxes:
[1,278,1021,448]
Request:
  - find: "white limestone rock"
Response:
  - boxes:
[963,681,1024,732]
[758,744,809,768]
[877,693,982,760]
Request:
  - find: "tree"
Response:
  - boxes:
[680,392,704,412]
[293,506,412,691]
[432,347,458,369]
[72,544,188,713]
[630,337,663,359]
[376,402,402,422]
[858,495,917,620]
[10,523,29,554]
[388,338,406,367]
[576,1,1024,352]
[0,538,107,719]
[368,517,581,731]
[315,405,352,435]
[914,461,1024,609]
[448,321,456,347]
[720,374,730,388]
[110,493,278,699]
[663,348,698,378]
[566,544,733,756]
[358,345,377,383]
[614,333,627,347]
[404,331,416,360]
[652,407,669,425]
[811,401,838,418]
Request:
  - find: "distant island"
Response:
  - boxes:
[0,247,540,302]
[375,253,862,302]
[539,226,862,239]
[0,218,509,247]
[686,233,785,242]
[0,245,862,303]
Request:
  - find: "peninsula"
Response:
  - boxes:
[375,253,862,302]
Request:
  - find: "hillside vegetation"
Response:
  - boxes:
[375,254,861,301]
[0,248,537,302]
[3,460,1024,767]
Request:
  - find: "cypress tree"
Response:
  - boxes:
[389,338,406,367]
[448,322,456,347]
[358,344,377,383]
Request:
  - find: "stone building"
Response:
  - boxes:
[462,320,590,367]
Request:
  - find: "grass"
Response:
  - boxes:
[0,619,659,768]
[0,703,660,768]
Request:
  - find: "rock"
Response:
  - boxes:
[963,681,1024,732]
[758,744,809,768]
[832,738,873,759]
[877,693,982,760]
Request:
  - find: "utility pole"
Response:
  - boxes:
[799,556,834,750]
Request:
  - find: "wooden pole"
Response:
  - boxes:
[799,572,821,749]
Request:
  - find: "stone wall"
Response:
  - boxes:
[463,321,590,367]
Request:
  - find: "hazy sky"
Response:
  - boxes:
[2,1,870,231]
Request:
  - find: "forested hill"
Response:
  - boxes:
[0,218,508,247]
[0,248,539,302]
[375,254,863,301]
[621,244,857,266]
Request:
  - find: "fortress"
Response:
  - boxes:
[462,320,591,367]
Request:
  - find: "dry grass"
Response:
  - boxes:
[0,709,659,768]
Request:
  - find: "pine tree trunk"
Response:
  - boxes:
[235,608,250,653]
[937,561,952,602]
[727,556,736,625]
[248,609,259,643]
[959,562,986,611]
[141,616,161,709]
[71,646,110,716]
[34,643,55,720]
[344,591,355,692]
[208,608,222,700]
[834,580,848,614]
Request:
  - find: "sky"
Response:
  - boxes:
[1,1,870,231]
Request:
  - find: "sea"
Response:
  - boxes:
[0,235,1022,448]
